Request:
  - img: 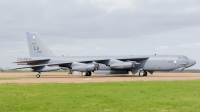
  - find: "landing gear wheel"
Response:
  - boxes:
[139,71,148,77]
[36,74,40,78]
[82,72,87,76]
[139,71,144,77]
[144,71,148,77]
[82,72,92,76]
[139,70,147,77]
[87,72,92,76]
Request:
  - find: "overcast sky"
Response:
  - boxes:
[0,0,200,69]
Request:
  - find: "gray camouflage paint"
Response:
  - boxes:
[14,32,196,75]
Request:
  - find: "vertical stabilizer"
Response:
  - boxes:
[26,32,55,57]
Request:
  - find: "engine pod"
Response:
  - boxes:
[110,62,135,69]
[72,64,99,72]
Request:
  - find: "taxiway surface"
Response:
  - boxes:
[0,72,200,83]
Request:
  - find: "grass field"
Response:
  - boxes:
[0,81,200,112]
[0,78,20,80]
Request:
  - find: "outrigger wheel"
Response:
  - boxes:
[36,72,41,78]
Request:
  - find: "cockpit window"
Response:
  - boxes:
[178,56,188,59]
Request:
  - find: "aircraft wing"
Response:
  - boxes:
[47,57,149,66]
[116,57,149,61]
[12,57,149,73]
[47,62,72,66]
[85,56,149,63]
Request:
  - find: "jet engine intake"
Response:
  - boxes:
[110,62,135,69]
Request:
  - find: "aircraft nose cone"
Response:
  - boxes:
[185,59,196,68]
[189,60,196,67]
[187,60,196,68]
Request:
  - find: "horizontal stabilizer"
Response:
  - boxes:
[13,59,50,64]
[11,64,46,70]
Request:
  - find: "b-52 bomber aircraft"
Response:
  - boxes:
[13,32,196,78]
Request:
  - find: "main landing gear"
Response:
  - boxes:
[36,72,41,78]
[139,70,147,77]
[82,71,92,76]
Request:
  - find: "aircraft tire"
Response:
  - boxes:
[87,72,92,76]
[84,72,91,76]
[139,71,145,77]
[82,72,87,76]
[144,71,148,77]
[36,74,40,78]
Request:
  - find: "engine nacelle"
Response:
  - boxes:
[110,62,135,69]
[72,64,99,72]
[33,66,61,72]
